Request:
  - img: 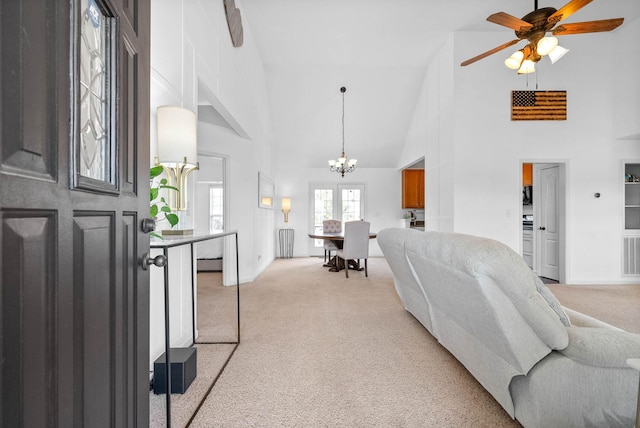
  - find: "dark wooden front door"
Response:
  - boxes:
[1,0,150,426]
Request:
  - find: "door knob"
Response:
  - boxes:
[539,226,546,231]
[141,253,167,270]
[141,218,156,234]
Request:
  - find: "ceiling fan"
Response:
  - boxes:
[460,0,624,74]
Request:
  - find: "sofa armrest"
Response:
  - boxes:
[562,307,623,331]
[628,358,640,371]
[559,326,640,368]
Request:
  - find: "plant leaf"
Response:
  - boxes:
[160,178,167,185]
[150,165,164,178]
[166,213,179,227]
[150,188,158,201]
[161,206,171,213]
[150,204,158,218]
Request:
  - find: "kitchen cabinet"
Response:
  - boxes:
[523,163,533,186]
[402,169,424,209]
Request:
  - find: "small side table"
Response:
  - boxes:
[279,228,294,258]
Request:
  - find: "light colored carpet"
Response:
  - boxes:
[189,257,520,427]
[149,343,237,427]
[156,257,639,427]
[196,270,238,343]
[547,283,640,334]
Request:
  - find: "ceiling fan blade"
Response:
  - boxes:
[487,12,533,31]
[548,0,593,23]
[460,39,521,66]
[552,18,624,35]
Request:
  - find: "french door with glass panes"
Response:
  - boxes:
[309,183,365,255]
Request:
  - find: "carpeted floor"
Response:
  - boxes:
[152,257,640,427]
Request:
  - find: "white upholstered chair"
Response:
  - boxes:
[322,219,341,262]
[336,220,370,278]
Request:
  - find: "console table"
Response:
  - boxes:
[150,231,240,427]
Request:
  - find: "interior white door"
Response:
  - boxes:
[539,165,560,280]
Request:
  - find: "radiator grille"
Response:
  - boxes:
[622,236,640,275]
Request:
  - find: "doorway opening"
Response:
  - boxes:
[521,162,567,283]
[193,153,236,343]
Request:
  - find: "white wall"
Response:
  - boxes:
[400,25,640,284]
[274,167,402,258]
[613,17,640,140]
[149,0,274,367]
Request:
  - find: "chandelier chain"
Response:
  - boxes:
[342,89,345,154]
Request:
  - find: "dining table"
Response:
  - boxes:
[308,230,377,272]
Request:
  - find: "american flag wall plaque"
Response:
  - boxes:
[511,90,567,121]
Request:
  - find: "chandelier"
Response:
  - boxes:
[328,86,357,177]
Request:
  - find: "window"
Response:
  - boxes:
[313,188,334,247]
[209,185,224,232]
[309,183,365,253]
[340,187,362,222]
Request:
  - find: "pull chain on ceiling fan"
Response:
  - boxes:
[461,0,624,74]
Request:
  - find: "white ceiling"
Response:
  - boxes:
[239,0,639,169]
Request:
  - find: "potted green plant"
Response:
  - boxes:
[400,212,412,228]
[150,165,179,238]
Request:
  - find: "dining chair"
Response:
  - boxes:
[322,219,341,262]
[336,220,370,278]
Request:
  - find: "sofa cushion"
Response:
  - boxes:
[532,274,571,327]
[560,326,640,368]
[405,232,569,351]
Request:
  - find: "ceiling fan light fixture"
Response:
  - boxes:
[505,50,525,69]
[537,36,559,56]
[548,45,570,64]
[518,59,536,74]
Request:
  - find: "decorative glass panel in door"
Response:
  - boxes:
[338,184,365,223]
[76,0,117,190]
[313,188,334,248]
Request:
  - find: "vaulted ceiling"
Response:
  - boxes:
[239,0,640,169]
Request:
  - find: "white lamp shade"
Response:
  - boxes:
[157,105,197,167]
[338,156,346,164]
[348,159,357,166]
[505,50,524,70]
[281,197,291,212]
[548,45,570,64]
[537,36,558,56]
[328,160,336,167]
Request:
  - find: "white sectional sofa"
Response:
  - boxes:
[378,228,640,428]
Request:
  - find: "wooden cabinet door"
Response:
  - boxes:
[523,163,533,186]
[402,169,424,209]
